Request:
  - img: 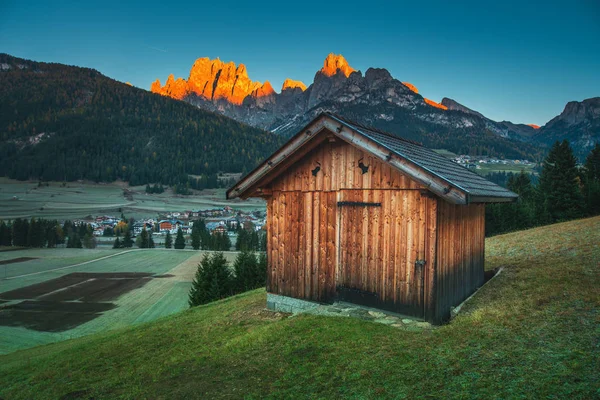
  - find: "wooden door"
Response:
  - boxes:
[336,189,429,317]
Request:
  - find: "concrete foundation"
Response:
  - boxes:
[266,293,320,313]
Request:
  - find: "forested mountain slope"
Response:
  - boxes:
[0,54,284,185]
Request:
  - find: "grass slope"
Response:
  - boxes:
[1,217,599,399]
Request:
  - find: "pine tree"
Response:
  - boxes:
[582,144,600,216]
[538,140,584,222]
[122,229,133,248]
[113,236,121,248]
[67,232,82,248]
[233,251,266,292]
[83,232,96,248]
[139,227,149,248]
[0,221,12,246]
[188,252,233,307]
[148,232,155,248]
[165,231,173,248]
[174,227,186,249]
[191,225,201,250]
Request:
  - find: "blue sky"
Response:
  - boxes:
[1,0,599,125]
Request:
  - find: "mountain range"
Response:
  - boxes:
[152,53,599,161]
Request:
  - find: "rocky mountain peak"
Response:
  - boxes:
[527,124,540,129]
[320,53,356,77]
[282,78,307,92]
[252,81,275,98]
[402,82,419,94]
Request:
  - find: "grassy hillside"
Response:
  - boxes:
[1,217,599,399]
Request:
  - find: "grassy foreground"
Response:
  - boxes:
[1,217,599,399]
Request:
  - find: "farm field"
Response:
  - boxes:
[476,162,536,175]
[0,217,598,399]
[0,248,240,354]
[0,178,266,220]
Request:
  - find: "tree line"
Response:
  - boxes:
[188,251,267,307]
[0,218,97,248]
[486,141,600,236]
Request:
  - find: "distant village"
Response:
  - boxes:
[451,155,534,170]
[84,207,266,237]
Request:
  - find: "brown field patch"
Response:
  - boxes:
[0,272,156,332]
[0,257,38,265]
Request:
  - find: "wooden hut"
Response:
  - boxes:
[227,113,517,323]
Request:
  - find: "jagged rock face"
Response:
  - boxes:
[536,97,600,158]
[441,98,484,118]
[282,78,306,91]
[152,57,276,106]
[320,53,356,77]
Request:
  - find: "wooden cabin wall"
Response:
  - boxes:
[266,191,337,302]
[435,201,485,322]
[270,140,426,192]
[266,138,431,306]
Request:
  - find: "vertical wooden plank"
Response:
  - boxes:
[284,192,293,296]
[312,192,320,300]
[304,192,313,299]
[271,193,279,294]
[382,190,391,302]
[319,191,328,301]
[330,143,337,192]
[335,191,342,292]
[391,190,400,304]
[361,190,369,290]
[326,192,336,299]
[348,145,354,189]
[365,190,375,292]
[405,191,418,305]
[377,190,385,298]
[266,197,273,293]
[277,192,286,295]
[296,191,306,298]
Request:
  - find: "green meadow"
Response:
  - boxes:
[0,248,240,354]
[0,216,598,399]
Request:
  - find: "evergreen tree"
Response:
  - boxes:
[83,231,96,248]
[67,232,82,248]
[12,218,29,247]
[582,144,600,216]
[538,140,584,222]
[233,251,265,292]
[45,222,59,248]
[148,232,155,248]
[188,252,233,307]
[191,225,201,250]
[113,236,122,248]
[0,221,12,246]
[122,229,133,248]
[174,227,186,249]
[165,231,173,249]
[139,227,149,248]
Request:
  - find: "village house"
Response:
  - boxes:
[227,113,517,324]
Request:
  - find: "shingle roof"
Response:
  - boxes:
[328,113,518,200]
